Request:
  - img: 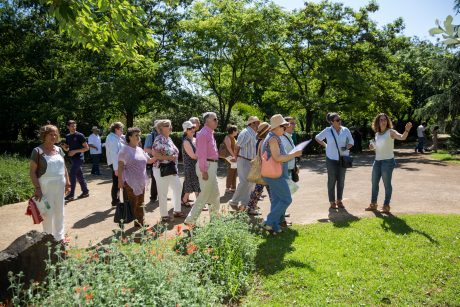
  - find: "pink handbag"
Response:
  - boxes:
[261,151,282,179]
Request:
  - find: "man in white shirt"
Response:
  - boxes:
[229,116,260,211]
[105,122,126,206]
[415,122,426,153]
[88,126,102,175]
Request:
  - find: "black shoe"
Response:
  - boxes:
[77,192,89,199]
[65,195,74,202]
[111,200,120,206]
[150,196,158,202]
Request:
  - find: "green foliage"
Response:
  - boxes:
[181,214,259,302]
[447,120,460,152]
[430,150,460,164]
[429,15,460,46]
[245,214,460,306]
[0,154,33,206]
[9,214,258,305]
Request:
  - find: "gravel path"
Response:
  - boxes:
[1,147,459,250]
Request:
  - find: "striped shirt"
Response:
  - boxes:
[196,125,219,173]
[237,127,257,160]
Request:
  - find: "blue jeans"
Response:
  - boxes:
[371,158,396,205]
[263,176,291,232]
[326,157,346,203]
[416,137,425,152]
[69,158,89,197]
[90,154,101,175]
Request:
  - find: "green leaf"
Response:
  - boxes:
[444,15,454,36]
[442,38,460,45]
[428,27,444,36]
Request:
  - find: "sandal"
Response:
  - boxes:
[365,203,378,211]
[247,208,260,216]
[161,216,171,223]
[173,211,186,218]
[380,205,391,213]
[330,202,338,209]
[336,201,345,209]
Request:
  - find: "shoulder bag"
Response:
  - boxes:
[260,136,283,178]
[247,142,266,185]
[218,139,230,158]
[159,161,178,177]
[114,189,134,227]
[330,129,353,168]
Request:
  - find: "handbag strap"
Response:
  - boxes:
[264,135,282,158]
[330,128,342,157]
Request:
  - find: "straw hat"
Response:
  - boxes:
[247,116,260,125]
[256,122,270,139]
[269,114,289,131]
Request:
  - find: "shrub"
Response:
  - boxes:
[8,214,259,305]
[0,154,33,206]
[179,213,259,302]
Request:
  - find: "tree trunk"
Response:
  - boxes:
[305,109,314,133]
[126,111,134,128]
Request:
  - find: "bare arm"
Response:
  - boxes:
[315,138,327,148]
[68,142,89,157]
[29,160,42,200]
[117,161,124,189]
[154,152,177,161]
[269,138,302,163]
[390,122,412,141]
[183,141,197,160]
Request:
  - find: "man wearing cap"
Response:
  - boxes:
[88,126,102,176]
[184,112,220,225]
[144,120,159,202]
[229,116,260,210]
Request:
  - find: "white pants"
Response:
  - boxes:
[185,162,220,224]
[39,176,66,241]
[153,167,182,217]
[230,158,254,206]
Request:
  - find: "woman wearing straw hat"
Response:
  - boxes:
[247,122,271,215]
[261,115,302,234]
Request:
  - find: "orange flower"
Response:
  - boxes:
[175,224,182,236]
[186,243,198,255]
[150,249,156,256]
[74,287,81,294]
[85,293,93,301]
[83,285,90,292]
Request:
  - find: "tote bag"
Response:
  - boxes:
[261,151,282,179]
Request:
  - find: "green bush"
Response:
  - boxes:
[179,213,259,302]
[9,214,259,305]
[0,154,33,206]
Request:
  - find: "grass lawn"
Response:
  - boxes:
[0,154,33,206]
[430,150,460,164]
[244,214,460,306]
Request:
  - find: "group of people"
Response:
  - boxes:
[29,111,414,241]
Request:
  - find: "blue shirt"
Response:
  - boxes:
[315,126,354,161]
[65,131,86,160]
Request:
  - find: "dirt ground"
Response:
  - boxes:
[1,146,460,250]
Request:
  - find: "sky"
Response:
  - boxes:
[271,0,457,42]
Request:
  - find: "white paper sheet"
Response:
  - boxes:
[288,140,311,154]
[225,156,237,169]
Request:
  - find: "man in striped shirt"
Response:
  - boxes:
[229,116,260,210]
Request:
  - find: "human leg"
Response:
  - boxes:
[381,158,396,206]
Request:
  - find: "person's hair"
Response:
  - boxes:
[326,112,340,124]
[203,112,217,122]
[372,113,394,133]
[156,119,172,135]
[227,125,237,135]
[39,125,60,142]
[125,127,141,144]
[433,125,440,131]
[66,120,76,126]
[110,122,124,133]
[422,122,427,126]
[284,116,294,123]
[189,117,199,124]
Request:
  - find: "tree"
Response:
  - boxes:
[180,0,280,130]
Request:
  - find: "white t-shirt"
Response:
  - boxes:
[375,130,394,160]
[417,125,425,138]
[88,133,102,154]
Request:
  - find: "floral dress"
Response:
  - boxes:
[152,134,179,170]
[182,137,201,193]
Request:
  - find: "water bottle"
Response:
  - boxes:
[43,196,51,210]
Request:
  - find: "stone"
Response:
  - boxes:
[0,231,60,301]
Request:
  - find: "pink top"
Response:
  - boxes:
[118,145,149,196]
[196,125,219,173]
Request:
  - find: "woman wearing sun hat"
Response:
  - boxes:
[261,115,302,234]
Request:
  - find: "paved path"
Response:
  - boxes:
[1,147,460,250]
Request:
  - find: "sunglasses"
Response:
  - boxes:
[212,118,218,122]
[333,119,341,122]
[187,127,195,130]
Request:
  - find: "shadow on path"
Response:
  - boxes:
[372,212,439,244]
[72,208,114,229]
[318,208,360,228]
